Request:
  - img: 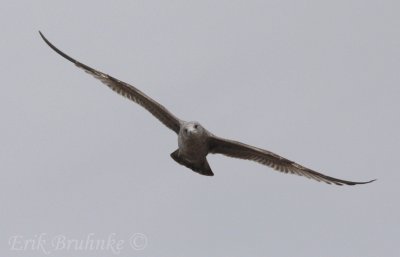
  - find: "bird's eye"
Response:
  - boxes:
[194,124,198,129]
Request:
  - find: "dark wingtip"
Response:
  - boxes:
[348,178,376,186]
[38,31,50,46]
[38,31,78,64]
[323,176,377,186]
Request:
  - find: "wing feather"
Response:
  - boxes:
[39,31,182,134]
[208,136,375,185]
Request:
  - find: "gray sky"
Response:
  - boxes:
[1,1,399,256]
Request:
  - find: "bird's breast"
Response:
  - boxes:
[178,134,208,161]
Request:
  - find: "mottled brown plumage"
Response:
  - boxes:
[39,31,375,186]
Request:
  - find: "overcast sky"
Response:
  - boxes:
[1,1,399,257]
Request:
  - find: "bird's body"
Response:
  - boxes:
[39,31,375,186]
[174,121,214,176]
[178,122,209,161]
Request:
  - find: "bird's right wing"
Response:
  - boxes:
[208,136,375,186]
[39,31,182,134]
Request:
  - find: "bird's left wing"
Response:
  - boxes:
[208,136,375,185]
[39,31,182,134]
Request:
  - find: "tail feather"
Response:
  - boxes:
[170,149,214,176]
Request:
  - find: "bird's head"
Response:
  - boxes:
[181,121,205,138]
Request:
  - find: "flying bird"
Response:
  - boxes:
[39,31,375,186]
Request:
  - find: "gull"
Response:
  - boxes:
[39,31,375,186]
